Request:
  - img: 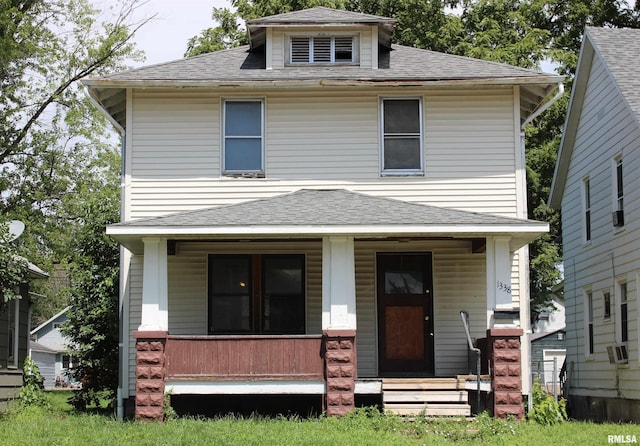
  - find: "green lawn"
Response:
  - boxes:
[1,391,638,446]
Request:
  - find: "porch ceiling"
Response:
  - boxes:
[108,189,548,254]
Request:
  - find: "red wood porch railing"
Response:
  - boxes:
[164,334,324,381]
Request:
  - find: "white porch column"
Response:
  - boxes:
[321,236,357,330]
[486,236,513,327]
[139,236,168,332]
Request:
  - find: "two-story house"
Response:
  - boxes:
[83,7,563,420]
[549,27,640,422]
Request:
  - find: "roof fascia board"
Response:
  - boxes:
[549,32,595,208]
[30,305,71,335]
[107,223,548,236]
[82,76,563,90]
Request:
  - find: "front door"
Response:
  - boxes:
[377,253,434,376]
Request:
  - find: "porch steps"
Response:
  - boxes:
[382,378,471,417]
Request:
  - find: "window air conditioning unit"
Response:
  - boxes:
[607,344,628,364]
[612,210,624,227]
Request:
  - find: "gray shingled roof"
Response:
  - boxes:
[587,27,640,121]
[113,189,542,228]
[86,44,551,84]
[247,6,394,25]
[108,189,548,254]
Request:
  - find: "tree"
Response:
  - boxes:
[60,147,121,410]
[0,0,147,310]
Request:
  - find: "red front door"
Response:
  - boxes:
[377,253,434,376]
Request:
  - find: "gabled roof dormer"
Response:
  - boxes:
[246,7,396,70]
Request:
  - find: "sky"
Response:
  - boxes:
[95,0,231,67]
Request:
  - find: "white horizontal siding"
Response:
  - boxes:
[126,87,518,220]
[562,52,640,399]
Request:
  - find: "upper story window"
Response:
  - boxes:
[381,98,424,175]
[289,36,356,65]
[583,178,591,241]
[223,99,264,176]
[613,155,624,227]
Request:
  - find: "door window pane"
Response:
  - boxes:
[384,255,424,295]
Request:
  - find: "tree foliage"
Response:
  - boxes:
[190,0,640,319]
[61,147,121,410]
[0,0,146,318]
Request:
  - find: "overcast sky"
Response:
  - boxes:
[95,0,231,67]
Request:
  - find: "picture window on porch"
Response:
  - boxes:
[208,254,305,334]
[381,98,424,175]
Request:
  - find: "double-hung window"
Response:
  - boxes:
[381,98,423,175]
[613,155,624,227]
[290,36,355,64]
[223,99,264,176]
[583,178,591,242]
[620,282,628,343]
[586,291,594,356]
[208,254,305,334]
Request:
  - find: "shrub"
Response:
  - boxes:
[527,380,567,425]
[19,357,50,409]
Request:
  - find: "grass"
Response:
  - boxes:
[1,392,638,446]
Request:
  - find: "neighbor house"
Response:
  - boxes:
[549,27,640,422]
[83,7,563,420]
[0,260,48,410]
[30,306,74,389]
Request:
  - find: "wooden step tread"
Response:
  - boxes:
[382,378,465,391]
[385,403,471,417]
[383,390,468,403]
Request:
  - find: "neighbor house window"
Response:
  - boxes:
[613,156,624,227]
[583,178,591,241]
[620,282,628,343]
[223,99,264,175]
[289,36,355,64]
[604,291,611,319]
[208,254,305,334]
[381,98,423,174]
[586,291,594,356]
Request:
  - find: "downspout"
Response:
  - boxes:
[519,81,564,412]
[83,85,127,420]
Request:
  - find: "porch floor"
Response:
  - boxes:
[382,378,472,417]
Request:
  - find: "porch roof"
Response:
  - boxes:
[108,189,548,254]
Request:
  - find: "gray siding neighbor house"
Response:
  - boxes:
[550,27,640,422]
[0,261,48,410]
[83,7,564,420]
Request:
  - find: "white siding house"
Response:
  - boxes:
[83,7,563,420]
[549,27,640,422]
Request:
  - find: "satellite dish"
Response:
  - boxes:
[7,220,25,242]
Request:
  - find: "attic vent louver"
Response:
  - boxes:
[289,36,354,64]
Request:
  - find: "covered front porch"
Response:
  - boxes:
[110,189,545,420]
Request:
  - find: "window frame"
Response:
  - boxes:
[619,281,628,344]
[222,98,265,177]
[582,177,591,242]
[207,253,306,335]
[287,34,359,66]
[7,297,19,369]
[585,289,594,357]
[380,97,425,176]
[612,155,624,227]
